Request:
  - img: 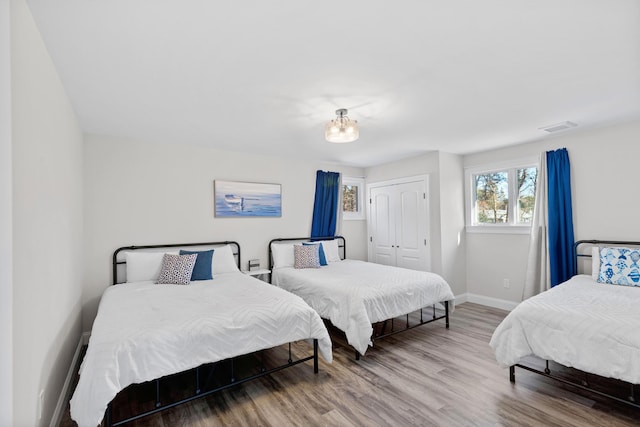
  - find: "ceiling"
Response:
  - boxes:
[25,0,640,168]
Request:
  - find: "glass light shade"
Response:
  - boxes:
[325,116,359,143]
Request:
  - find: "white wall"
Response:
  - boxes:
[364,151,467,296]
[465,233,530,301]
[0,1,13,425]
[11,0,84,425]
[464,119,640,303]
[82,134,367,331]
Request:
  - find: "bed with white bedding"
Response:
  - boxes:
[269,237,455,356]
[490,240,640,408]
[70,242,332,427]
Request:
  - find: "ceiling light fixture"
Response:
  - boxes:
[325,108,359,143]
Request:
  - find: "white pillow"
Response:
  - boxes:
[592,246,600,281]
[319,239,341,263]
[272,243,295,269]
[126,251,177,283]
[212,245,240,274]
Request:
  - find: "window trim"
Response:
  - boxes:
[464,156,539,234]
[342,176,365,221]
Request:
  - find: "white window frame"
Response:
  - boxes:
[342,176,365,220]
[464,157,539,234]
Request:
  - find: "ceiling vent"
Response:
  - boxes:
[539,121,578,133]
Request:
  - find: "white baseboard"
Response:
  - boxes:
[457,293,519,312]
[50,332,89,427]
[454,293,468,306]
[467,293,519,311]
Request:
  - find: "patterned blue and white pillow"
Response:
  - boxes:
[598,247,640,286]
[293,244,321,269]
[157,253,197,285]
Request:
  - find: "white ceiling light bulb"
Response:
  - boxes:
[325,108,359,143]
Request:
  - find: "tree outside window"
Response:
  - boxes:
[470,164,537,228]
[342,176,365,220]
[343,184,358,213]
[516,167,537,223]
[475,172,509,223]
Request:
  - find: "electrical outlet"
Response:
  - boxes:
[38,389,44,420]
[503,279,510,289]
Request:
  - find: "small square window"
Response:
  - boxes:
[343,184,359,213]
[342,177,365,220]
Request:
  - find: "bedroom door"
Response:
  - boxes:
[368,176,430,271]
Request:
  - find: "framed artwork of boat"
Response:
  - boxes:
[214,180,282,217]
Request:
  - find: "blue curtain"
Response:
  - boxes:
[311,170,340,239]
[547,148,575,286]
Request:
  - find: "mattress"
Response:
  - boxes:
[272,259,455,355]
[490,274,640,384]
[70,273,332,427]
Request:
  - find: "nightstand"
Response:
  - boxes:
[243,269,271,283]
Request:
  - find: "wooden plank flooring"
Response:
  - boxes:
[59,303,640,426]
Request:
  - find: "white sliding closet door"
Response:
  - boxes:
[368,176,430,271]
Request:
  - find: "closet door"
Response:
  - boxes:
[368,177,429,271]
[395,180,427,270]
[369,185,396,266]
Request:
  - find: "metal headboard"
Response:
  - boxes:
[268,236,346,271]
[112,241,241,285]
[574,239,640,275]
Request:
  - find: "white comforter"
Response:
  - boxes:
[490,274,640,384]
[272,260,455,355]
[70,273,332,427]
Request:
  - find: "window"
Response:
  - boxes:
[342,176,365,220]
[465,159,538,233]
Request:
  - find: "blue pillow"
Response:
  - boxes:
[179,249,214,280]
[303,242,327,266]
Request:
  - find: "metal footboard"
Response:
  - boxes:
[104,339,319,426]
[355,301,450,360]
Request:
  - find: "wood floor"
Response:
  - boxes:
[59,303,640,426]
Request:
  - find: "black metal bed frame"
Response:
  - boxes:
[105,342,319,426]
[268,236,450,360]
[509,239,640,409]
[362,302,449,360]
[101,241,320,426]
